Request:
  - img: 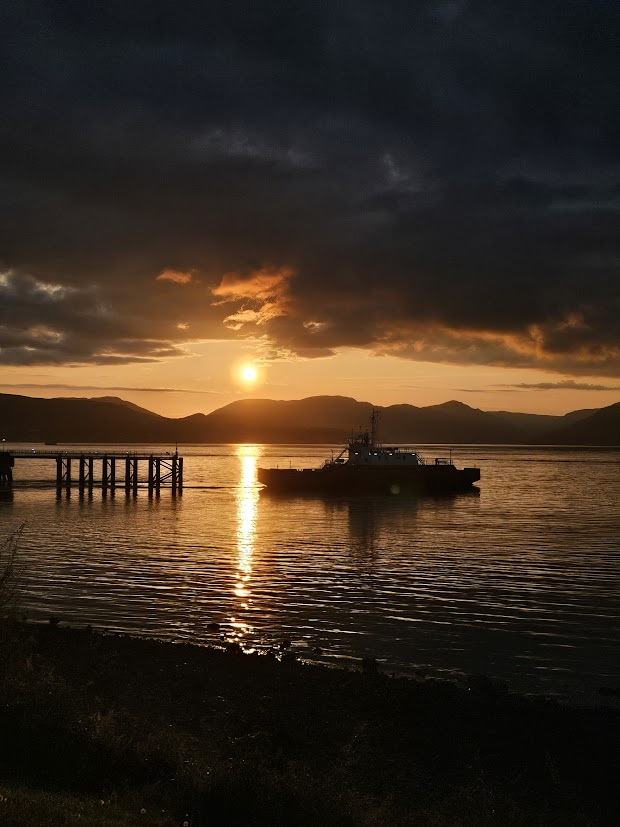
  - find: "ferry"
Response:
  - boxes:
[257,410,480,495]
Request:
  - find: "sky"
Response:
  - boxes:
[1,1,619,418]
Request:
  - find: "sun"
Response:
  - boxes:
[241,366,257,382]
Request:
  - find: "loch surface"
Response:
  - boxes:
[1,443,619,704]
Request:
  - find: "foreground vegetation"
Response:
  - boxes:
[0,526,22,616]
[0,619,618,826]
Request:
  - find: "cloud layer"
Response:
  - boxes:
[1,1,619,372]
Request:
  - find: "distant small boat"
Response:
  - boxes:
[257,410,480,495]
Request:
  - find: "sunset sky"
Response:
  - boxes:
[1,1,619,418]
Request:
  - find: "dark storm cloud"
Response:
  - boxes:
[505,381,620,391]
[1,1,619,372]
[0,270,187,364]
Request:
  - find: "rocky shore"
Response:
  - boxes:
[0,620,618,826]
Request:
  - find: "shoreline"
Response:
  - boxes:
[8,615,620,712]
[1,619,618,825]
[11,612,620,710]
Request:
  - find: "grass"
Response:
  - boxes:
[0,619,618,826]
[0,783,177,827]
[0,524,23,616]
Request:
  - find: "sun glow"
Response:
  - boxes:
[241,366,257,382]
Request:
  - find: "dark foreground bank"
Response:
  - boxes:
[0,621,618,826]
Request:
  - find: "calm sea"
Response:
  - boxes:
[1,443,619,705]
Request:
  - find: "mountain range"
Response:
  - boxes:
[0,392,618,445]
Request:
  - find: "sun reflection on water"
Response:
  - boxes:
[229,445,261,646]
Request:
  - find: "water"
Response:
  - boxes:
[1,443,619,705]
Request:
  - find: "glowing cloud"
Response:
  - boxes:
[212,266,294,329]
[156,269,193,285]
[213,266,293,302]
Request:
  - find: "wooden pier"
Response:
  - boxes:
[0,450,183,497]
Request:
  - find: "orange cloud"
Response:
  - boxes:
[212,265,293,302]
[156,269,193,284]
[211,265,294,328]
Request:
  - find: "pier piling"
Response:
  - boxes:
[147,456,154,497]
[9,450,184,496]
[0,452,13,486]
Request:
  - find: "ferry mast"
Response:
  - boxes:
[370,408,381,446]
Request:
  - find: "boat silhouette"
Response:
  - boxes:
[257,410,480,495]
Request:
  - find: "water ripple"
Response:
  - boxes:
[2,443,619,703]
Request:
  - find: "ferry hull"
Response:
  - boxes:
[257,465,480,495]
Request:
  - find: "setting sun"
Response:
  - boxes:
[241,366,257,382]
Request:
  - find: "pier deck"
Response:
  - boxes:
[0,450,183,496]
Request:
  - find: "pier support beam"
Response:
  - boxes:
[101,456,117,497]
[171,455,177,495]
[56,456,71,496]
[0,453,13,487]
[79,456,86,494]
[125,457,138,497]
[13,450,181,497]
[78,456,95,496]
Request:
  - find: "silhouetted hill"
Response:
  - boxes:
[539,402,620,445]
[0,394,176,443]
[489,410,565,438]
[95,396,163,416]
[205,397,521,443]
[561,408,600,425]
[380,401,519,443]
[169,396,620,445]
[206,396,373,439]
[1,392,619,444]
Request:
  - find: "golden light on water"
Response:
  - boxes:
[230,445,261,644]
[237,446,259,567]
